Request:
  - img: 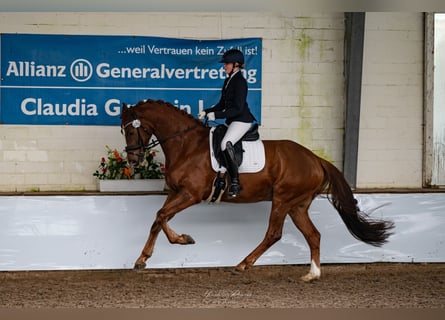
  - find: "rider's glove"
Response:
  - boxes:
[207,112,215,121]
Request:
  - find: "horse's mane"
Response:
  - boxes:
[133,99,207,128]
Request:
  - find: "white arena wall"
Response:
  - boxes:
[0,193,443,271]
[0,12,426,191]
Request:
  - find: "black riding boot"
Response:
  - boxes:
[223,142,241,197]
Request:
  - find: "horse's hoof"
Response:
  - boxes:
[182,234,195,244]
[300,273,320,282]
[133,263,146,270]
[231,268,243,276]
[232,263,247,275]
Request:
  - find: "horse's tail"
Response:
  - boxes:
[318,158,394,247]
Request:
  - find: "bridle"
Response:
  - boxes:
[121,109,200,162]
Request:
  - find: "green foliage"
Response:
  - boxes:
[93,145,165,180]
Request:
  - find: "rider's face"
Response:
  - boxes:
[223,62,234,74]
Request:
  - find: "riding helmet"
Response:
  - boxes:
[220,48,245,66]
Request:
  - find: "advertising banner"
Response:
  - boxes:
[0,34,262,125]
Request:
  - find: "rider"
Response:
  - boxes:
[198,48,255,197]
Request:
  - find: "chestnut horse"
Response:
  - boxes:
[120,99,394,281]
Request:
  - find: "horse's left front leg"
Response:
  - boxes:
[134,190,200,269]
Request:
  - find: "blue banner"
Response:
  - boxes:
[0,34,262,125]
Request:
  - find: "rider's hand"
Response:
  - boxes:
[207,112,215,121]
[198,111,206,120]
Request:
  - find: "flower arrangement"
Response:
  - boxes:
[93,145,165,180]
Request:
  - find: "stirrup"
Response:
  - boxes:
[228,181,241,197]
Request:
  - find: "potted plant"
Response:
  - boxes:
[93,145,165,192]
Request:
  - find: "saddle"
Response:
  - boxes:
[207,124,260,204]
[211,123,260,168]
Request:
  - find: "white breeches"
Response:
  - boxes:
[221,121,252,151]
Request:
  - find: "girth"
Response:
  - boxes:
[212,123,260,167]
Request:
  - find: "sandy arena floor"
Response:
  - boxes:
[0,263,443,308]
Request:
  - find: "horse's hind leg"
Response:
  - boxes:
[234,201,288,272]
[288,202,321,282]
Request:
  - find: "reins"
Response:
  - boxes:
[141,123,201,150]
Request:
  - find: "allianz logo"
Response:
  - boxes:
[6,59,93,82]
[70,59,93,82]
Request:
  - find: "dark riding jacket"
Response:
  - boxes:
[205,71,255,125]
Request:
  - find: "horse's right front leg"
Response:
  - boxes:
[133,216,163,269]
[134,191,200,269]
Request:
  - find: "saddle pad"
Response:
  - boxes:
[209,127,265,173]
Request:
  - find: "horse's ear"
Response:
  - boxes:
[120,103,129,119]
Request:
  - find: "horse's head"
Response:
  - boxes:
[120,103,153,167]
